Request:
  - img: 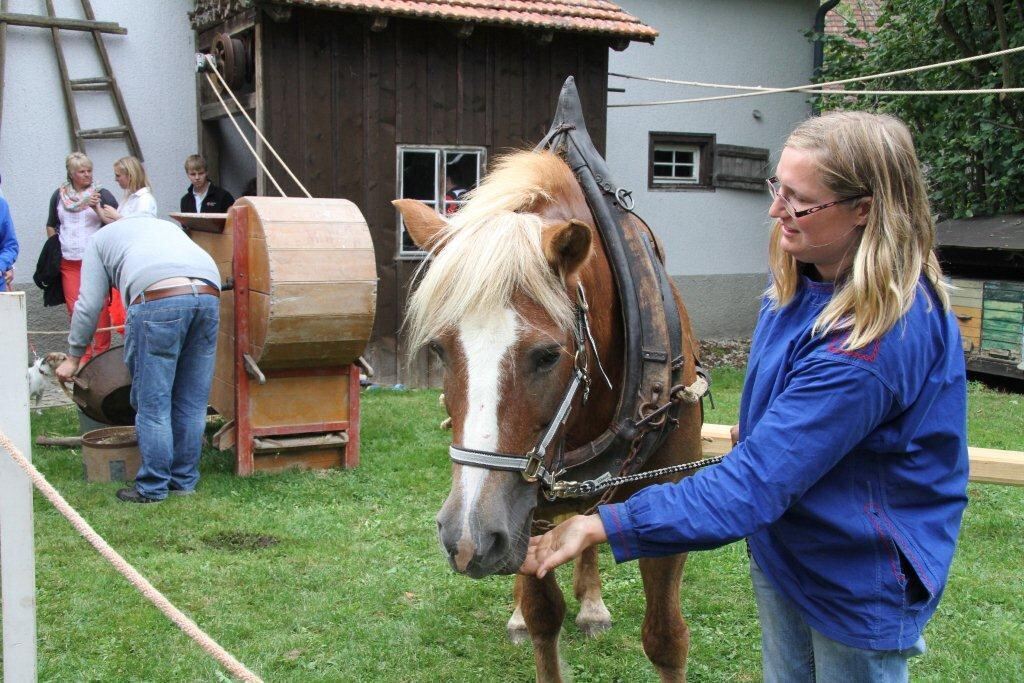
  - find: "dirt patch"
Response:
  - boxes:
[699,338,752,369]
[202,531,280,551]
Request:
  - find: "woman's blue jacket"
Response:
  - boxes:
[599,276,968,650]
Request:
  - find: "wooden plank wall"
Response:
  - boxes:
[259,9,609,384]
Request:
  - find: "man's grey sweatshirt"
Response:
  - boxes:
[68,215,220,357]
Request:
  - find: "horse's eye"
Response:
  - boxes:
[532,346,562,373]
[428,340,446,364]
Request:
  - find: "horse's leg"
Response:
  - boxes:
[521,571,567,683]
[639,554,690,683]
[507,574,528,644]
[573,544,612,637]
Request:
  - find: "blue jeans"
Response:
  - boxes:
[124,293,219,500]
[750,556,926,682]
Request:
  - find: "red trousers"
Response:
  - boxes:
[60,258,112,363]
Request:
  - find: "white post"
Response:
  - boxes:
[0,291,38,682]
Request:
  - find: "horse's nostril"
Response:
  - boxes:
[487,531,509,560]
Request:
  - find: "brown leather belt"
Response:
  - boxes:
[131,283,219,306]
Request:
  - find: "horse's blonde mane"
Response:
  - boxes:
[405,151,580,353]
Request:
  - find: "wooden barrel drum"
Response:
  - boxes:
[180,196,376,474]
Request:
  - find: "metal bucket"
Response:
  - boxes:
[72,345,135,426]
[82,426,140,482]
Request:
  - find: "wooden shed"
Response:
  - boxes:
[936,214,1024,380]
[189,0,657,384]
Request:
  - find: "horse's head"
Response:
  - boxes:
[396,151,602,578]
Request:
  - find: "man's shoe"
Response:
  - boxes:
[116,487,160,504]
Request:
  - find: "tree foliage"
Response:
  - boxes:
[817,0,1024,218]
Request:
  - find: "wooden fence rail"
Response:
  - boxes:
[701,423,1024,486]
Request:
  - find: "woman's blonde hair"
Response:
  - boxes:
[113,156,151,194]
[767,110,949,350]
[65,151,92,183]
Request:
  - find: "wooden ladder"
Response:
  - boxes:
[0,0,141,159]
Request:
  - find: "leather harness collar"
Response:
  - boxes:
[448,77,712,500]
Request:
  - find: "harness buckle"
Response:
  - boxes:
[522,449,545,483]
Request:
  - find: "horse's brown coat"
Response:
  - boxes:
[396,151,704,682]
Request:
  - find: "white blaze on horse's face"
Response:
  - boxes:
[452,306,518,554]
[459,306,518,453]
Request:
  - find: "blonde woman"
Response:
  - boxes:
[45,151,118,362]
[100,156,156,222]
[522,112,968,681]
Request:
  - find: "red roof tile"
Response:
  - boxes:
[262,0,657,42]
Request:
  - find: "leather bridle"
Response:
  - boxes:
[448,283,604,493]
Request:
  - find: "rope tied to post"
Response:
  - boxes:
[0,429,264,683]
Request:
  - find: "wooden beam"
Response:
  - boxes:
[701,424,1024,487]
[968,446,1024,486]
[35,435,82,447]
[0,11,125,34]
[200,90,257,121]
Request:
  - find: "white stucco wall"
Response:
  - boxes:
[1,0,197,287]
[608,0,819,337]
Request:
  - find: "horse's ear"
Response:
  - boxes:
[542,219,593,277]
[392,199,448,251]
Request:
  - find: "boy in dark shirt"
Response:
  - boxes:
[179,154,234,213]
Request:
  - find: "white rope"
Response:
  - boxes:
[203,55,313,200]
[203,71,287,198]
[0,430,264,683]
[791,87,1024,96]
[609,44,1024,107]
[611,85,1024,106]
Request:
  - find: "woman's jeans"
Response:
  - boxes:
[124,293,219,500]
[750,556,926,682]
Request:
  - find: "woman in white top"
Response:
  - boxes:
[45,152,119,362]
[99,155,157,331]
[100,156,157,222]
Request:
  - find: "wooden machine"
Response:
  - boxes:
[174,197,376,475]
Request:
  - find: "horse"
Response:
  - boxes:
[394,148,706,682]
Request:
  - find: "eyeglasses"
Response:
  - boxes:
[766,176,869,221]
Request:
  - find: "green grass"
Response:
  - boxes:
[2,371,1021,681]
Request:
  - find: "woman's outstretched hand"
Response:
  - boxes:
[519,514,608,579]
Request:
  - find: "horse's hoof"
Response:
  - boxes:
[575,615,612,638]
[507,608,529,645]
[575,602,612,637]
[507,623,529,645]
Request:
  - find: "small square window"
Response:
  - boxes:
[648,133,715,191]
[397,146,485,257]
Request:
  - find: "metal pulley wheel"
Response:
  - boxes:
[211,32,249,89]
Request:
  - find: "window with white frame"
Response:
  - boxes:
[653,145,699,184]
[648,132,715,190]
[397,146,485,256]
